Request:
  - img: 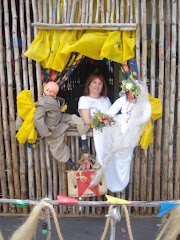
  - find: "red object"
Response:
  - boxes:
[76,171,99,197]
[57,194,78,205]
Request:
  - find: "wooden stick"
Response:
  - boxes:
[125,0,130,23]
[57,0,61,24]
[67,0,72,23]
[129,0,133,23]
[141,0,147,84]
[52,0,57,24]
[100,0,105,23]
[77,0,82,23]
[116,0,119,23]
[175,0,180,200]
[43,0,47,23]
[45,140,53,199]
[37,0,43,23]
[168,0,177,200]
[110,0,115,24]
[0,0,14,211]
[133,147,140,215]
[120,0,124,23]
[95,0,100,23]
[81,0,86,23]
[85,0,89,23]
[70,0,78,23]
[49,0,53,23]
[162,0,170,201]
[89,0,93,23]
[106,0,110,23]
[147,0,156,216]
[63,0,67,23]
[135,0,140,73]
[5,0,21,210]
[154,0,164,214]
[32,22,137,30]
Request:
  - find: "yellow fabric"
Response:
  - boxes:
[24,29,136,72]
[16,90,37,144]
[106,195,130,204]
[140,94,162,149]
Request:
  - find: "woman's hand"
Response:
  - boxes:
[47,132,52,137]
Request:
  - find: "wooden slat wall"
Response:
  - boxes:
[0,0,180,216]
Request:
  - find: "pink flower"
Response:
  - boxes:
[41,73,45,81]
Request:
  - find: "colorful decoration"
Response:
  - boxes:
[12,200,28,208]
[157,202,180,217]
[105,195,130,204]
[121,75,142,97]
[57,194,78,205]
[41,52,84,87]
[42,220,48,235]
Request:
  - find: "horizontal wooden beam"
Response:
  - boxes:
[31,23,137,31]
[0,198,178,207]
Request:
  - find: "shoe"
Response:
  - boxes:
[66,159,76,167]
[81,139,89,153]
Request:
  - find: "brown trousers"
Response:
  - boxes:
[46,114,89,163]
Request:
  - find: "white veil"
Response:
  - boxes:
[90,83,151,187]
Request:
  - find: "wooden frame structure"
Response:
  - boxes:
[0,0,180,217]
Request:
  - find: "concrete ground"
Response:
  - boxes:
[0,216,162,240]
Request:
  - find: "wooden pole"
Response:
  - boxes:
[135,0,140,73]
[125,0,130,23]
[162,0,170,201]
[154,0,164,214]
[110,0,115,24]
[175,0,180,200]
[70,0,78,23]
[101,0,105,23]
[120,0,124,23]
[0,0,14,212]
[168,0,177,200]
[106,0,111,23]
[4,0,21,212]
[147,0,156,215]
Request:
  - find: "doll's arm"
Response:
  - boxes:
[34,106,50,137]
[106,97,123,117]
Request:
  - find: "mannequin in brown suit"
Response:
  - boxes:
[34,82,89,167]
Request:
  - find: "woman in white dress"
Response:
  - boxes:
[90,79,152,192]
[78,72,112,161]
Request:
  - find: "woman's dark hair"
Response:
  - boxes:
[83,72,108,97]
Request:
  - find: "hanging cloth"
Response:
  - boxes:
[24,29,136,72]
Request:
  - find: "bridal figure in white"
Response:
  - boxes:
[90,79,152,192]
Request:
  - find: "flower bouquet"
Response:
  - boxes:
[91,110,116,132]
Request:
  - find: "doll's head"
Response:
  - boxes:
[44,82,59,98]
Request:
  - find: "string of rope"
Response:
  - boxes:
[122,205,134,240]
[43,202,63,240]
[100,205,114,240]
[155,215,172,240]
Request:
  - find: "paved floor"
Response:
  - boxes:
[0,216,161,240]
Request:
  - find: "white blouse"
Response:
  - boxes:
[78,96,112,118]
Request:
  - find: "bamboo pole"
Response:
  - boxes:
[168,0,177,200]
[140,0,148,216]
[110,0,115,24]
[147,0,156,215]
[67,0,72,23]
[52,0,57,24]
[89,0,93,23]
[43,0,47,23]
[70,0,78,23]
[63,0,67,23]
[135,0,140,73]
[95,0,100,23]
[77,0,82,23]
[0,98,8,213]
[116,0,119,23]
[100,0,105,23]
[53,158,58,212]
[129,0,133,23]
[120,0,124,23]
[133,147,140,215]
[49,0,53,23]
[106,0,111,23]
[45,141,53,199]
[34,148,41,199]
[154,0,164,214]
[32,22,137,30]
[175,0,180,200]
[25,0,35,97]
[57,0,61,24]
[4,0,21,210]
[0,0,14,212]
[85,0,89,23]
[125,0,130,23]
[81,0,86,23]
[38,0,43,23]
[162,0,170,201]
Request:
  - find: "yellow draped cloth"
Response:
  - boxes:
[16,90,37,145]
[140,94,162,149]
[24,29,136,71]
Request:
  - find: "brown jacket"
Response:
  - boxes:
[34,96,71,139]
